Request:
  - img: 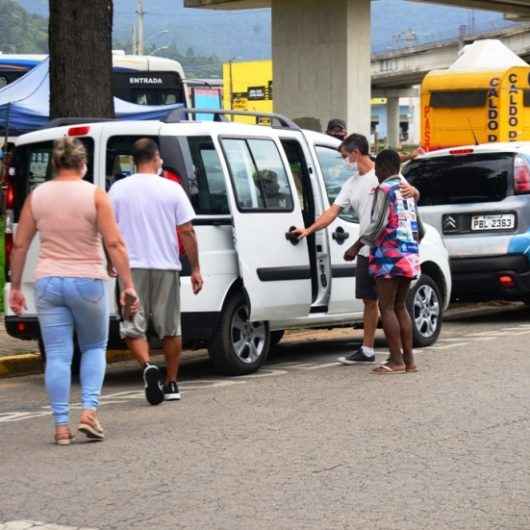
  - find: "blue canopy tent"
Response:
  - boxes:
[0,58,185,136]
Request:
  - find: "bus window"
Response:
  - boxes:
[112,69,186,107]
[134,93,149,105]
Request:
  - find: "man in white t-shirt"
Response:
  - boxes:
[293,133,419,365]
[109,138,203,405]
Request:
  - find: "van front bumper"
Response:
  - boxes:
[450,254,530,301]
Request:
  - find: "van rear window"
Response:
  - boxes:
[13,138,95,221]
[403,153,513,206]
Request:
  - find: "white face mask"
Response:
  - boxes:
[80,163,88,179]
[346,160,357,172]
[157,167,163,176]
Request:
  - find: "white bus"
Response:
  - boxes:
[0,51,190,107]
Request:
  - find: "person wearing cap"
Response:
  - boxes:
[326,119,347,141]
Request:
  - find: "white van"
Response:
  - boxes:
[3,111,452,375]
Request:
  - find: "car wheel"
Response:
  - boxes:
[270,330,285,347]
[208,292,270,375]
[407,274,442,347]
[38,337,82,377]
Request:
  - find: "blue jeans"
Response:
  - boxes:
[36,277,109,426]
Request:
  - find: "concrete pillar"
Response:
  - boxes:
[386,96,400,149]
[271,0,371,138]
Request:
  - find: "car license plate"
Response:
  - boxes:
[471,214,515,231]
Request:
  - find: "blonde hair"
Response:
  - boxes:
[52,137,87,171]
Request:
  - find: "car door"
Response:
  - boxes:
[311,142,364,316]
[217,134,312,321]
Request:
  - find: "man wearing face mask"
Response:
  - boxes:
[109,138,204,405]
[293,133,419,365]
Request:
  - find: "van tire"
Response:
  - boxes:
[208,292,270,375]
[270,330,285,347]
[407,274,443,348]
[38,337,82,377]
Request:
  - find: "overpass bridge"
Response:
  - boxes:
[372,24,530,91]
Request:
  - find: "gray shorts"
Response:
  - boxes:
[120,269,181,340]
[355,255,377,301]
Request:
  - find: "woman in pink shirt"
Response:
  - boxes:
[9,137,139,445]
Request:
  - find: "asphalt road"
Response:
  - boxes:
[1,304,530,530]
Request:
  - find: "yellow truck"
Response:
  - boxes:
[421,66,530,151]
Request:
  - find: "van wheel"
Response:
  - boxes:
[407,274,442,347]
[208,293,270,375]
[38,337,82,377]
[270,330,285,347]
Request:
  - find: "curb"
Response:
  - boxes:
[0,353,43,378]
[0,349,133,379]
[444,303,522,321]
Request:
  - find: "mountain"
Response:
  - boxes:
[13,0,519,59]
[0,0,47,53]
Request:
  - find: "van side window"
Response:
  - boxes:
[222,138,293,212]
[187,136,229,215]
[280,138,314,225]
[314,145,358,223]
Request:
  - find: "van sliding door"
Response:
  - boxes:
[219,136,312,321]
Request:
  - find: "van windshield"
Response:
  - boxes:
[403,153,513,206]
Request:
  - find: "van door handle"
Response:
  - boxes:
[332,227,349,245]
[285,226,300,245]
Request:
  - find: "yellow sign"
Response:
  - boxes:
[223,60,273,124]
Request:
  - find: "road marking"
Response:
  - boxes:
[428,342,469,351]
[467,331,507,337]
[302,362,341,370]
[0,325,523,425]
[0,522,97,530]
[238,369,288,379]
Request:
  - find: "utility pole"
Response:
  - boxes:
[136,0,145,55]
[132,22,137,54]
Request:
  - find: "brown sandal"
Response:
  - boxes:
[78,414,105,441]
[372,364,406,375]
[55,427,75,446]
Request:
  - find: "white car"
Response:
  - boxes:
[3,111,452,375]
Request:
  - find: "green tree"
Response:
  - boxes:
[0,0,47,53]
